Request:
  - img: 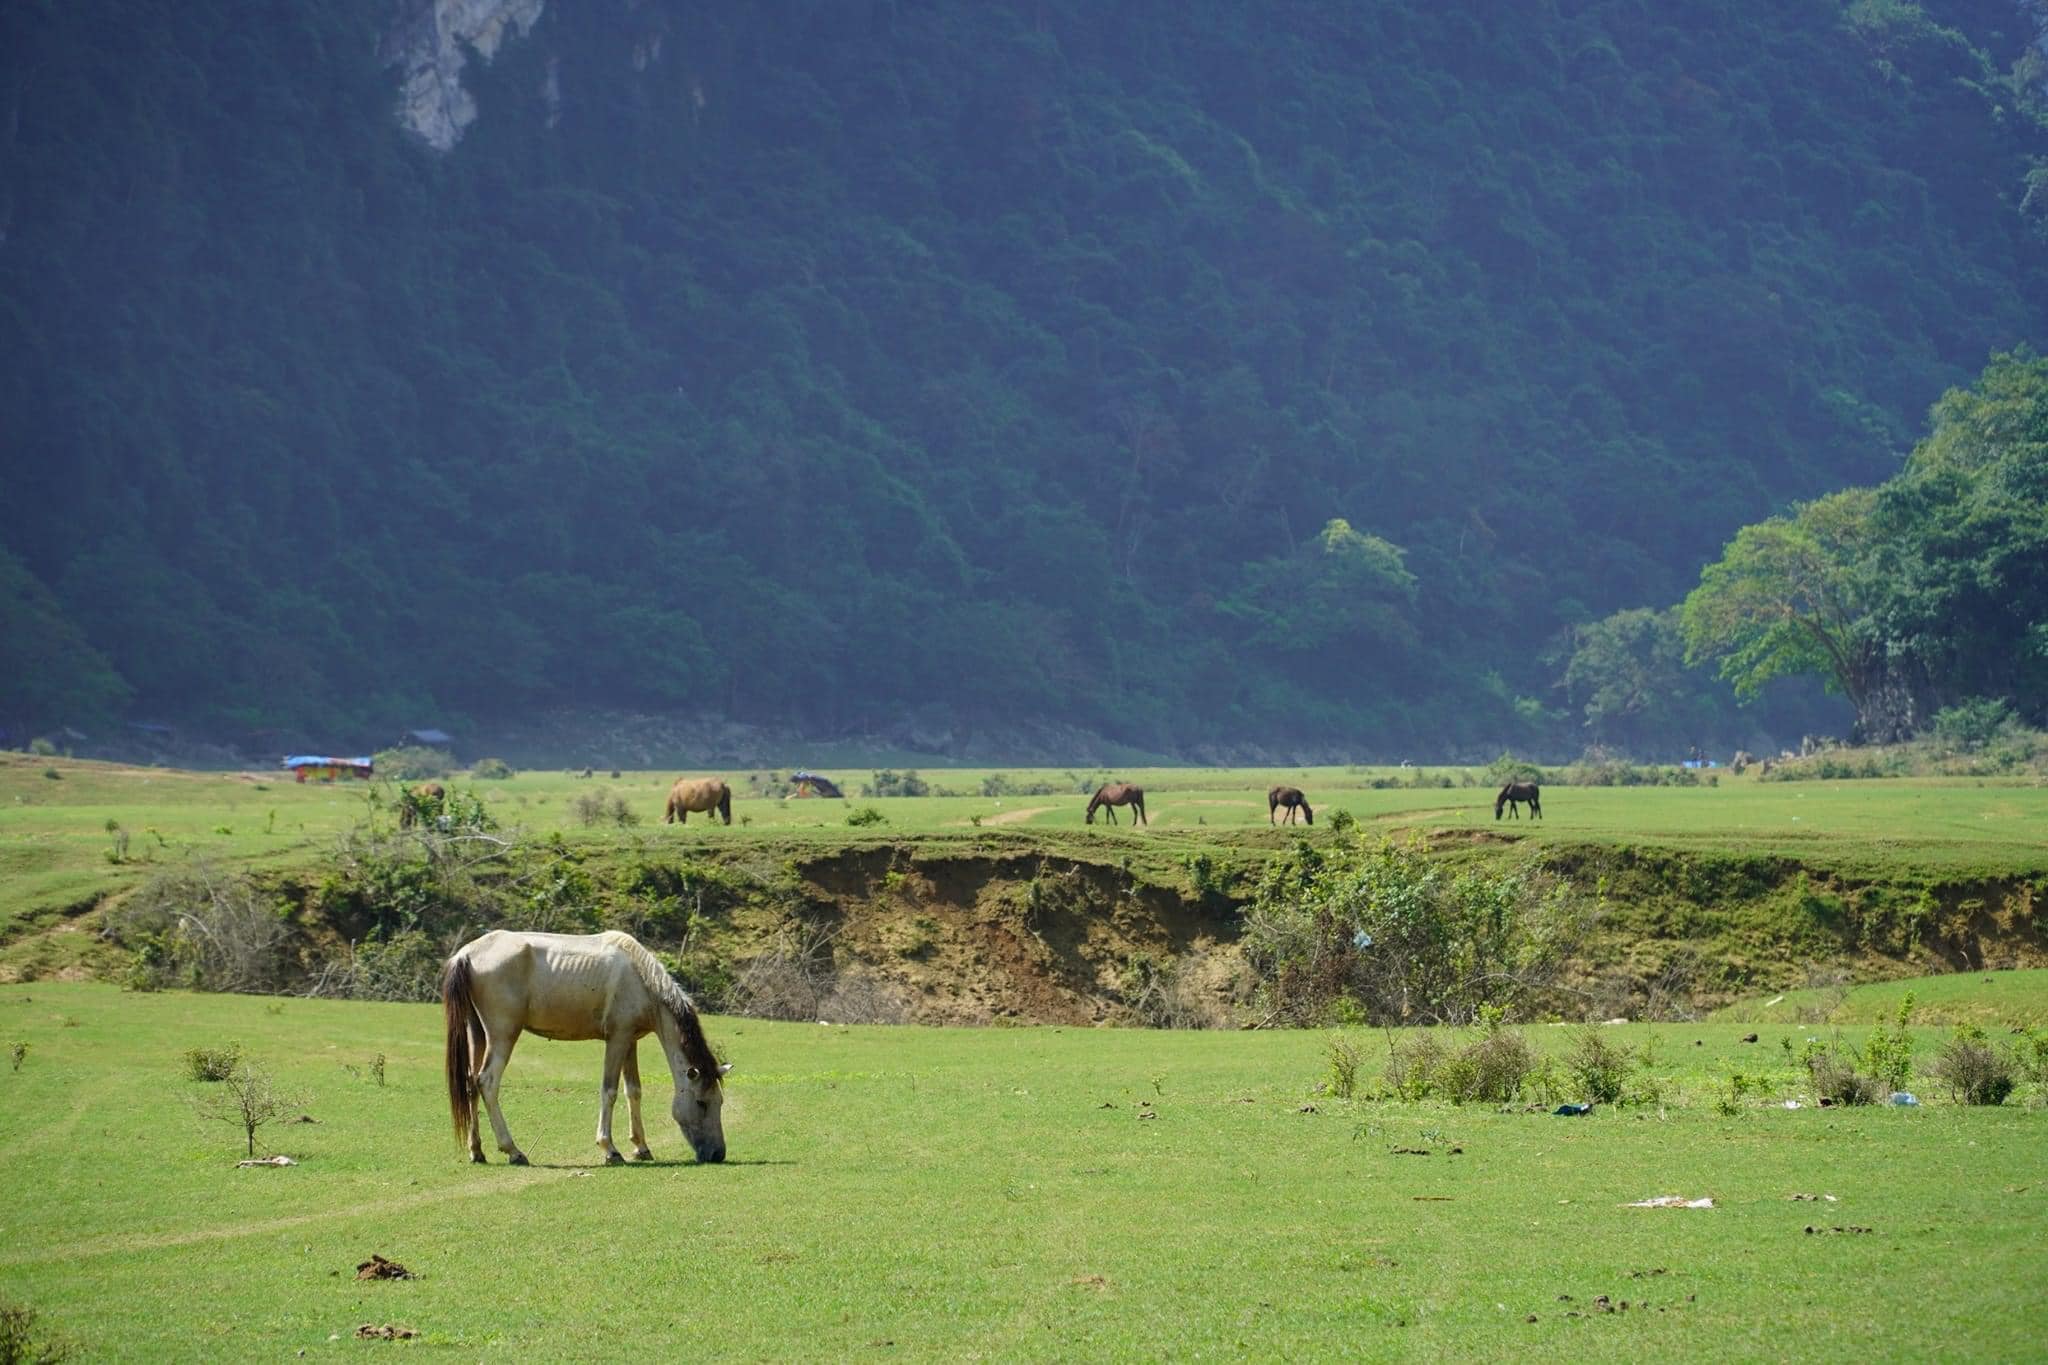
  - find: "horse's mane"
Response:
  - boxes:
[614,933,723,1086]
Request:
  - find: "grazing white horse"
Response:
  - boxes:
[442,930,729,1165]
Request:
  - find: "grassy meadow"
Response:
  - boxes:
[1,980,2045,1360]
[7,752,2047,944]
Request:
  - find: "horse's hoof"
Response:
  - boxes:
[604,1150,625,1166]
[632,1148,654,1162]
[508,1152,530,1167]
[470,1152,487,1165]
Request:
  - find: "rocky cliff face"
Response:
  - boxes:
[380,0,546,150]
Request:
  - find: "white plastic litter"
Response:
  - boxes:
[237,1155,297,1167]
[1782,1100,1802,1109]
[1624,1195,1714,1209]
[1889,1092,1920,1107]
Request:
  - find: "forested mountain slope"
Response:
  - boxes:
[3,0,2045,755]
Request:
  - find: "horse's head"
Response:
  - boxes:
[672,1061,731,1163]
[1084,798,1097,824]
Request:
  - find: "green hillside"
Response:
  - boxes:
[3,1,2045,752]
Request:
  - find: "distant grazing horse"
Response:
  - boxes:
[1268,786,1313,825]
[665,777,732,825]
[399,781,446,829]
[442,929,729,1166]
[1494,780,1542,820]
[1086,783,1147,826]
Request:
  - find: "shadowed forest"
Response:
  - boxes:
[3,0,2046,757]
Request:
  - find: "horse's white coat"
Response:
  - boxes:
[447,929,727,1164]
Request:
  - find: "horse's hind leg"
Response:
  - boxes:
[622,1043,653,1161]
[596,1033,633,1166]
[466,1017,488,1162]
[476,1021,529,1165]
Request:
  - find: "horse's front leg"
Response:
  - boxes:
[596,1034,633,1165]
[476,1024,529,1165]
[622,1043,653,1160]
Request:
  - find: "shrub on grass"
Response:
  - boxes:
[0,1298,75,1364]
[846,805,886,827]
[1382,1023,1536,1104]
[1860,993,1917,1092]
[1325,1034,1366,1098]
[865,770,929,798]
[184,1044,243,1082]
[1806,1042,1882,1106]
[1930,1029,2017,1106]
[571,790,637,827]
[192,1058,305,1157]
[1566,1027,1636,1105]
[470,757,514,779]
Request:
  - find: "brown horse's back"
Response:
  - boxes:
[1086,783,1147,825]
[666,777,733,825]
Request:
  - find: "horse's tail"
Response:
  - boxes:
[442,954,478,1148]
[718,785,732,825]
[664,789,678,824]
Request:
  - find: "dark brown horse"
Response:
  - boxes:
[399,781,446,829]
[1268,786,1313,825]
[1085,783,1147,826]
[1494,781,1541,820]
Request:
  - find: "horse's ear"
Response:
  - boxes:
[719,1063,733,1076]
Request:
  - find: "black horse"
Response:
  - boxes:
[1268,786,1313,825]
[1494,780,1542,820]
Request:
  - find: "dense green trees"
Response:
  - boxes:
[1680,350,2048,739]
[2,1,2045,752]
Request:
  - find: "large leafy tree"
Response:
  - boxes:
[1559,607,1715,755]
[1678,488,1918,741]
[1871,350,2048,723]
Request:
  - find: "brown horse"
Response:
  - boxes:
[665,777,732,826]
[399,781,446,829]
[1494,780,1542,820]
[1086,783,1147,826]
[1268,786,1313,825]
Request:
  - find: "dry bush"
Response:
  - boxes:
[571,791,638,827]
[1384,1026,1536,1103]
[1124,951,1229,1030]
[730,924,839,1021]
[1930,1033,2017,1106]
[1806,1044,1882,1106]
[107,865,297,994]
[817,970,908,1025]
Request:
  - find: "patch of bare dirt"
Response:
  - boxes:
[968,806,1052,826]
[789,847,1243,1026]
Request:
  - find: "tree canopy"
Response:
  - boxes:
[3,0,2046,754]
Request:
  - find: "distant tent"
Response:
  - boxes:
[402,728,453,748]
[790,770,844,799]
[283,755,374,783]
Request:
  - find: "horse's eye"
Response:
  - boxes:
[686,1066,701,1080]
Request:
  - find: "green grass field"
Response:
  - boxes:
[0,981,2044,1360]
